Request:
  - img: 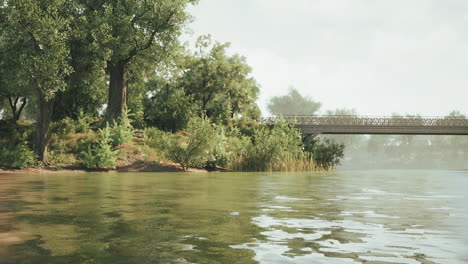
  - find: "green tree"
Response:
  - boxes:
[325,108,357,116]
[51,1,109,121]
[446,110,466,118]
[145,36,260,130]
[305,138,344,170]
[180,36,260,123]
[85,0,197,124]
[144,83,197,132]
[3,0,73,163]
[268,87,321,116]
[143,50,196,131]
[0,8,31,122]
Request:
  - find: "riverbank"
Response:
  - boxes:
[1,118,342,173]
[0,161,211,174]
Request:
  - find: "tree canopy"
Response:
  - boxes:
[144,36,260,131]
[267,87,321,116]
[1,0,73,162]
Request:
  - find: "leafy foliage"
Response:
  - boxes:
[80,127,119,169]
[109,111,134,146]
[144,36,260,131]
[50,112,93,135]
[0,131,38,168]
[268,88,321,116]
[144,127,177,157]
[144,85,197,132]
[305,138,345,170]
[50,117,78,135]
[4,0,73,101]
[168,116,219,170]
[145,116,224,170]
[181,36,260,123]
[0,1,348,172]
[232,120,306,171]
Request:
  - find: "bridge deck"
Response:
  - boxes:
[265,116,468,135]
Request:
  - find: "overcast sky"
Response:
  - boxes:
[185,0,468,116]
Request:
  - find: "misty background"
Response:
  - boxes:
[187,0,468,170]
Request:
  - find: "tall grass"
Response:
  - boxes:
[228,152,320,172]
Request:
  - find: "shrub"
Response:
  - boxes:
[144,88,197,132]
[144,127,177,158]
[224,127,251,170]
[50,112,93,135]
[0,132,38,168]
[81,126,119,169]
[145,117,227,170]
[75,111,94,133]
[305,138,345,170]
[109,110,134,146]
[234,119,304,171]
[204,126,229,170]
[168,116,219,170]
[50,117,77,135]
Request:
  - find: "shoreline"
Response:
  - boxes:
[0,161,213,174]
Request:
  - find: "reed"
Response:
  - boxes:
[228,153,323,172]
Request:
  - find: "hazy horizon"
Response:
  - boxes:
[186,0,468,117]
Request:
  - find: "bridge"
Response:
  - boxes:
[264,116,468,135]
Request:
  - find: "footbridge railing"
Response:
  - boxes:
[262,116,468,135]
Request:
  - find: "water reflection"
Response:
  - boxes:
[0,171,466,263]
[233,171,468,264]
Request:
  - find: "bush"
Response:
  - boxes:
[233,119,304,171]
[144,88,197,132]
[50,112,94,135]
[204,126,228,170]
[50,117,77,135]
[75,111,94,133]
[146,121,230,170]
[224,127,251,169]
[0,132,38,168]
[168,116,220,170]
[109,110,134,146]
[144,127,177,158]
[80,126,119,169]
[305,138,345,170]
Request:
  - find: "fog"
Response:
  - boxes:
[188,1,468,170]
[322,134,468,170]
[187,0,468,116]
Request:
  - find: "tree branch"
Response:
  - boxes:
[8,97,14,112]
[125,11,176,63]
[17,97,27,120]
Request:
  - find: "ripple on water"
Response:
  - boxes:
[339,210,400,219]
[232,195,467,264]
[274,196,314,201]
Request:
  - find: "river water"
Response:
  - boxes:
[0,170,467,264]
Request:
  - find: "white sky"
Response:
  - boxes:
[185,0,468,116]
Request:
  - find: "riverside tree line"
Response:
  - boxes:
[0,0,344,171]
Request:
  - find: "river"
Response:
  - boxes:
[0,170,467,264]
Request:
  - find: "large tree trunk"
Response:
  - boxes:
[35,91,53,164]
[104,61,127,125]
